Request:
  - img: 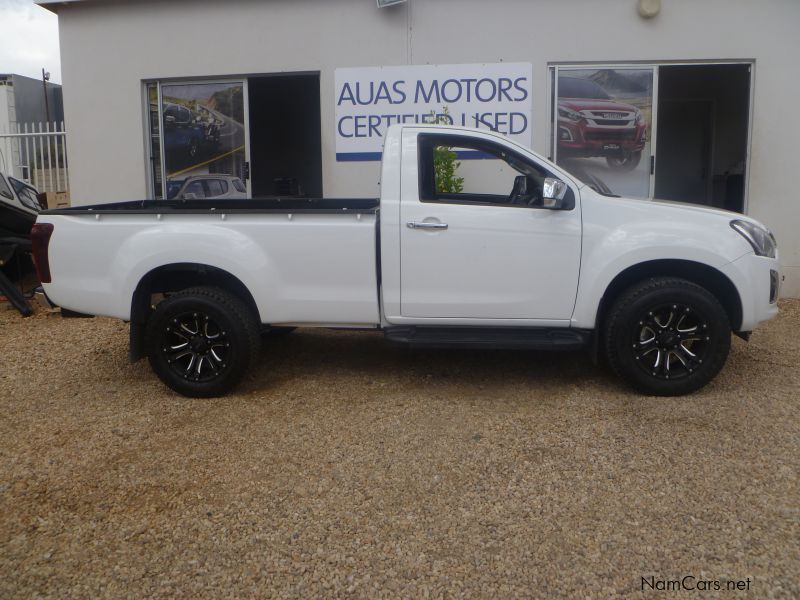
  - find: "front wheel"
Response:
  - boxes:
[145,286,261,397]
[604,277,731,396]
[606,150,642,172]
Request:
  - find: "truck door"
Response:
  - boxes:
[399,130,582,321]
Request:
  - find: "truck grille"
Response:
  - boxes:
[587,111,634,126]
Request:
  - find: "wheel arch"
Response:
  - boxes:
[129,263,260,361]
[595,259,743,334]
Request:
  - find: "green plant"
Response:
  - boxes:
[430,108,464,193]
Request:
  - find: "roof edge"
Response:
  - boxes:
[36,0,87,14]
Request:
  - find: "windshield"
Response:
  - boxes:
[8,178,42,211]
[560,167,619,197]
[558,77,611,100]
[0,174,13,200]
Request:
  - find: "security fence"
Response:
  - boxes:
[0,122,69,194]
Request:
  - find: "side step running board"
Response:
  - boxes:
[384,326,591,351]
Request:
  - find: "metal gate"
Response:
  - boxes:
[0,122,69,194]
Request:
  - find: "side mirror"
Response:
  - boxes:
[542,177,571,209]
[165,115,176,125]
[182,192,197,200]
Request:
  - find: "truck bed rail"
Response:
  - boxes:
[42,197,380,215]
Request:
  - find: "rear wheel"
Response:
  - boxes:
[145,286,260,397]
[604,277,731,396]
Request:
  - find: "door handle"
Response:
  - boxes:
[407,221,448,230]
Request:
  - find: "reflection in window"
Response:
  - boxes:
[183,181,205,198]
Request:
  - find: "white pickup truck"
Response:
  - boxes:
[32,125,780,397]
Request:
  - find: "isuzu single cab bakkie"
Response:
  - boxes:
[31,125,780,397]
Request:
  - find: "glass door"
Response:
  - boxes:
[147,80,250,200]
[552,65,657,199]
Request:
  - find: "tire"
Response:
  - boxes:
[604,277,731,396]
[605,150,642,172]
[145,286,261,398]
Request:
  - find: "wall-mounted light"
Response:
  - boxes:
[377,0,407,7]
[638,0,661,19]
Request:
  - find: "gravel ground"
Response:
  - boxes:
[1,300,798,598]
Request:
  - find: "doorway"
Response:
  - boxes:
[654,64,750,212]
[248,73,322,197]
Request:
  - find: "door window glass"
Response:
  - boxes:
[418,134,569,208]
[205,179,225,197]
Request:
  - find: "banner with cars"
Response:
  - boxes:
[155,82,248,200]
[554,67,654,198]
[334,63,533,161]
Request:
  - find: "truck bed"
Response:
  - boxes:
[39,197,382,326]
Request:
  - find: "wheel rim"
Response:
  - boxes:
[161,311,230,382]
[632,303,711,380]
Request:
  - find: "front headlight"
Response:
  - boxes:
[558,107,582,122]
[730,220,777,258]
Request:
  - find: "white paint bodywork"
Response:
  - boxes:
[42,212,381,327]
[38,125,780,334]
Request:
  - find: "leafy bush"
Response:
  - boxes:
[430,108,464,194]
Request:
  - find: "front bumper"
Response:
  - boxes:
[720,251,781,332]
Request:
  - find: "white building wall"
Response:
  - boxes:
[54,0,800,295]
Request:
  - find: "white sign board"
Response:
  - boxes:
[334,63,533,161]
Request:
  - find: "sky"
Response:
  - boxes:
[0,0,61,83]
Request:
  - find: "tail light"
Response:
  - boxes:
[30,223,54,283]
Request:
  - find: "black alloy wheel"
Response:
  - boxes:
[632,302,710,380]
[146,286,260,397]
[604,277,731,396]
[161,311,230,383]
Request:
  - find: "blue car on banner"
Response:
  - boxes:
[162,102,205,164]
